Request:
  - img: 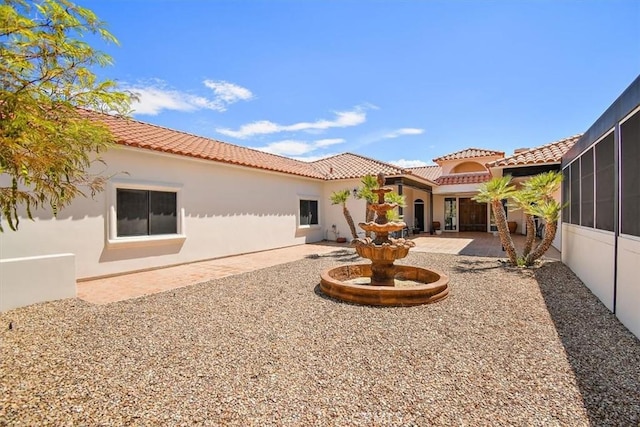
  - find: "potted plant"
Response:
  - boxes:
[507,221,517,234]
[432,221,442,235]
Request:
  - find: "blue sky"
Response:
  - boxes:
[80,0,639,167]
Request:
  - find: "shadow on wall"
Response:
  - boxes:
[534,263,640,425]
[99,240,185,263]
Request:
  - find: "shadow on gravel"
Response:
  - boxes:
[305,249,360,263]
[451,258,502,274]
[534,263,640,426]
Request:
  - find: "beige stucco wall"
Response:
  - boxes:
[562,224,640,339]
[322,179,365,241]
[616,235,640,339]
[438,155,502,175]
[562,224,616,310]
[0,254,76,311]
[1,146,325,279]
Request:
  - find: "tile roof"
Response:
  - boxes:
[433,148,505,162]
[407,165,442,182]
[310,153,406,180]
[487,134,582,167]
[83,110,324,179]
[436,172,492,186]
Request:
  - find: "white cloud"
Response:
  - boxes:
[203,80,253,104]
[250,140,313,156]
[314,138,345,147]
[390,159,430,168]
[127,79,253,115]
[383,128,425,139]
[292,153,338,162]
[216,107,367,139]
[250,137,346,157]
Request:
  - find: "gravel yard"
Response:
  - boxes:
[1,250,639,426]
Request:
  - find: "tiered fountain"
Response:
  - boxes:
[320,173,449,306]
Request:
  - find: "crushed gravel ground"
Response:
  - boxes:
[1,250,639,426]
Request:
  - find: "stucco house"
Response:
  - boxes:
[0,88,628,329]
[0,110,579,311]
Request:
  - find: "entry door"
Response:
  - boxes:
[459,198,487,232]
[414,201,424,231]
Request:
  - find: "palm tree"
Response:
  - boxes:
[511,187,537,258]
[524,199,561,265]
[521,171,563,266]
[330,189,358,240]
[473,176,518,265]
[384,192,407,222]
[355,174,378,237]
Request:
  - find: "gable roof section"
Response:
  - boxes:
[436,172,492,185]
[310,152,407,180]
[84,110,325,179]
[408,165,442,181]
[433,148,505,162]
[487,134,582,167]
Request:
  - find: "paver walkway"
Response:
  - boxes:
[77,232,560,305]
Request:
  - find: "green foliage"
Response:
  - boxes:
[355,174,377,204]
[472,175,516,204]
[476,171,564,267]
[0,0,132,231]
[384,192,406,221]
[329,189,350,205]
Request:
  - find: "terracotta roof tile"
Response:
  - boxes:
[436,172,492,185]
[407,165,442,181]
[487,134,582,167]
[310,153,407,180]
[83,110,324,179]
[433,148,505,162]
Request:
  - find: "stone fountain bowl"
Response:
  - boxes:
[320,264,449,306]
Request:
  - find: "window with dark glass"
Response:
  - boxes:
[595,133,615,231]
[299,199,318,226]
[570,161,580,225]
[621,110,640,237]
[116,189,177,237]
[580,148,594,227]
[562,167,570,223]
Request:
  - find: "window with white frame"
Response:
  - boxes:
[299,199,318,226]
[117,189,177,237]
[108,180,184,243]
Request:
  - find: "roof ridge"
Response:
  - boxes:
[407,164,439,170]
[486,134,582,168]
[440,171,490,176]
[433,147,505,162]
[84,109,318,168]
[508,134,583,156]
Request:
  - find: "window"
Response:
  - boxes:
[108,180,184,245]
[595,133,615,231]
[580,148,594,227]
[117,189,177,237]
[621,109,640,237]
[299,199,318,226]
[570,161,581,225]
[444,198,457,231]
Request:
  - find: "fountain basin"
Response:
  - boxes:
[353,240,414,262]
[320,264,449,306]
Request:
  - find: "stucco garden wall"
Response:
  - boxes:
[0,254,75,311]
[562,224,616,310]
[0,146,324,280]
[615,236,640,339]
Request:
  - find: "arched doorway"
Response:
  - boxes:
[414,199,425,232]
